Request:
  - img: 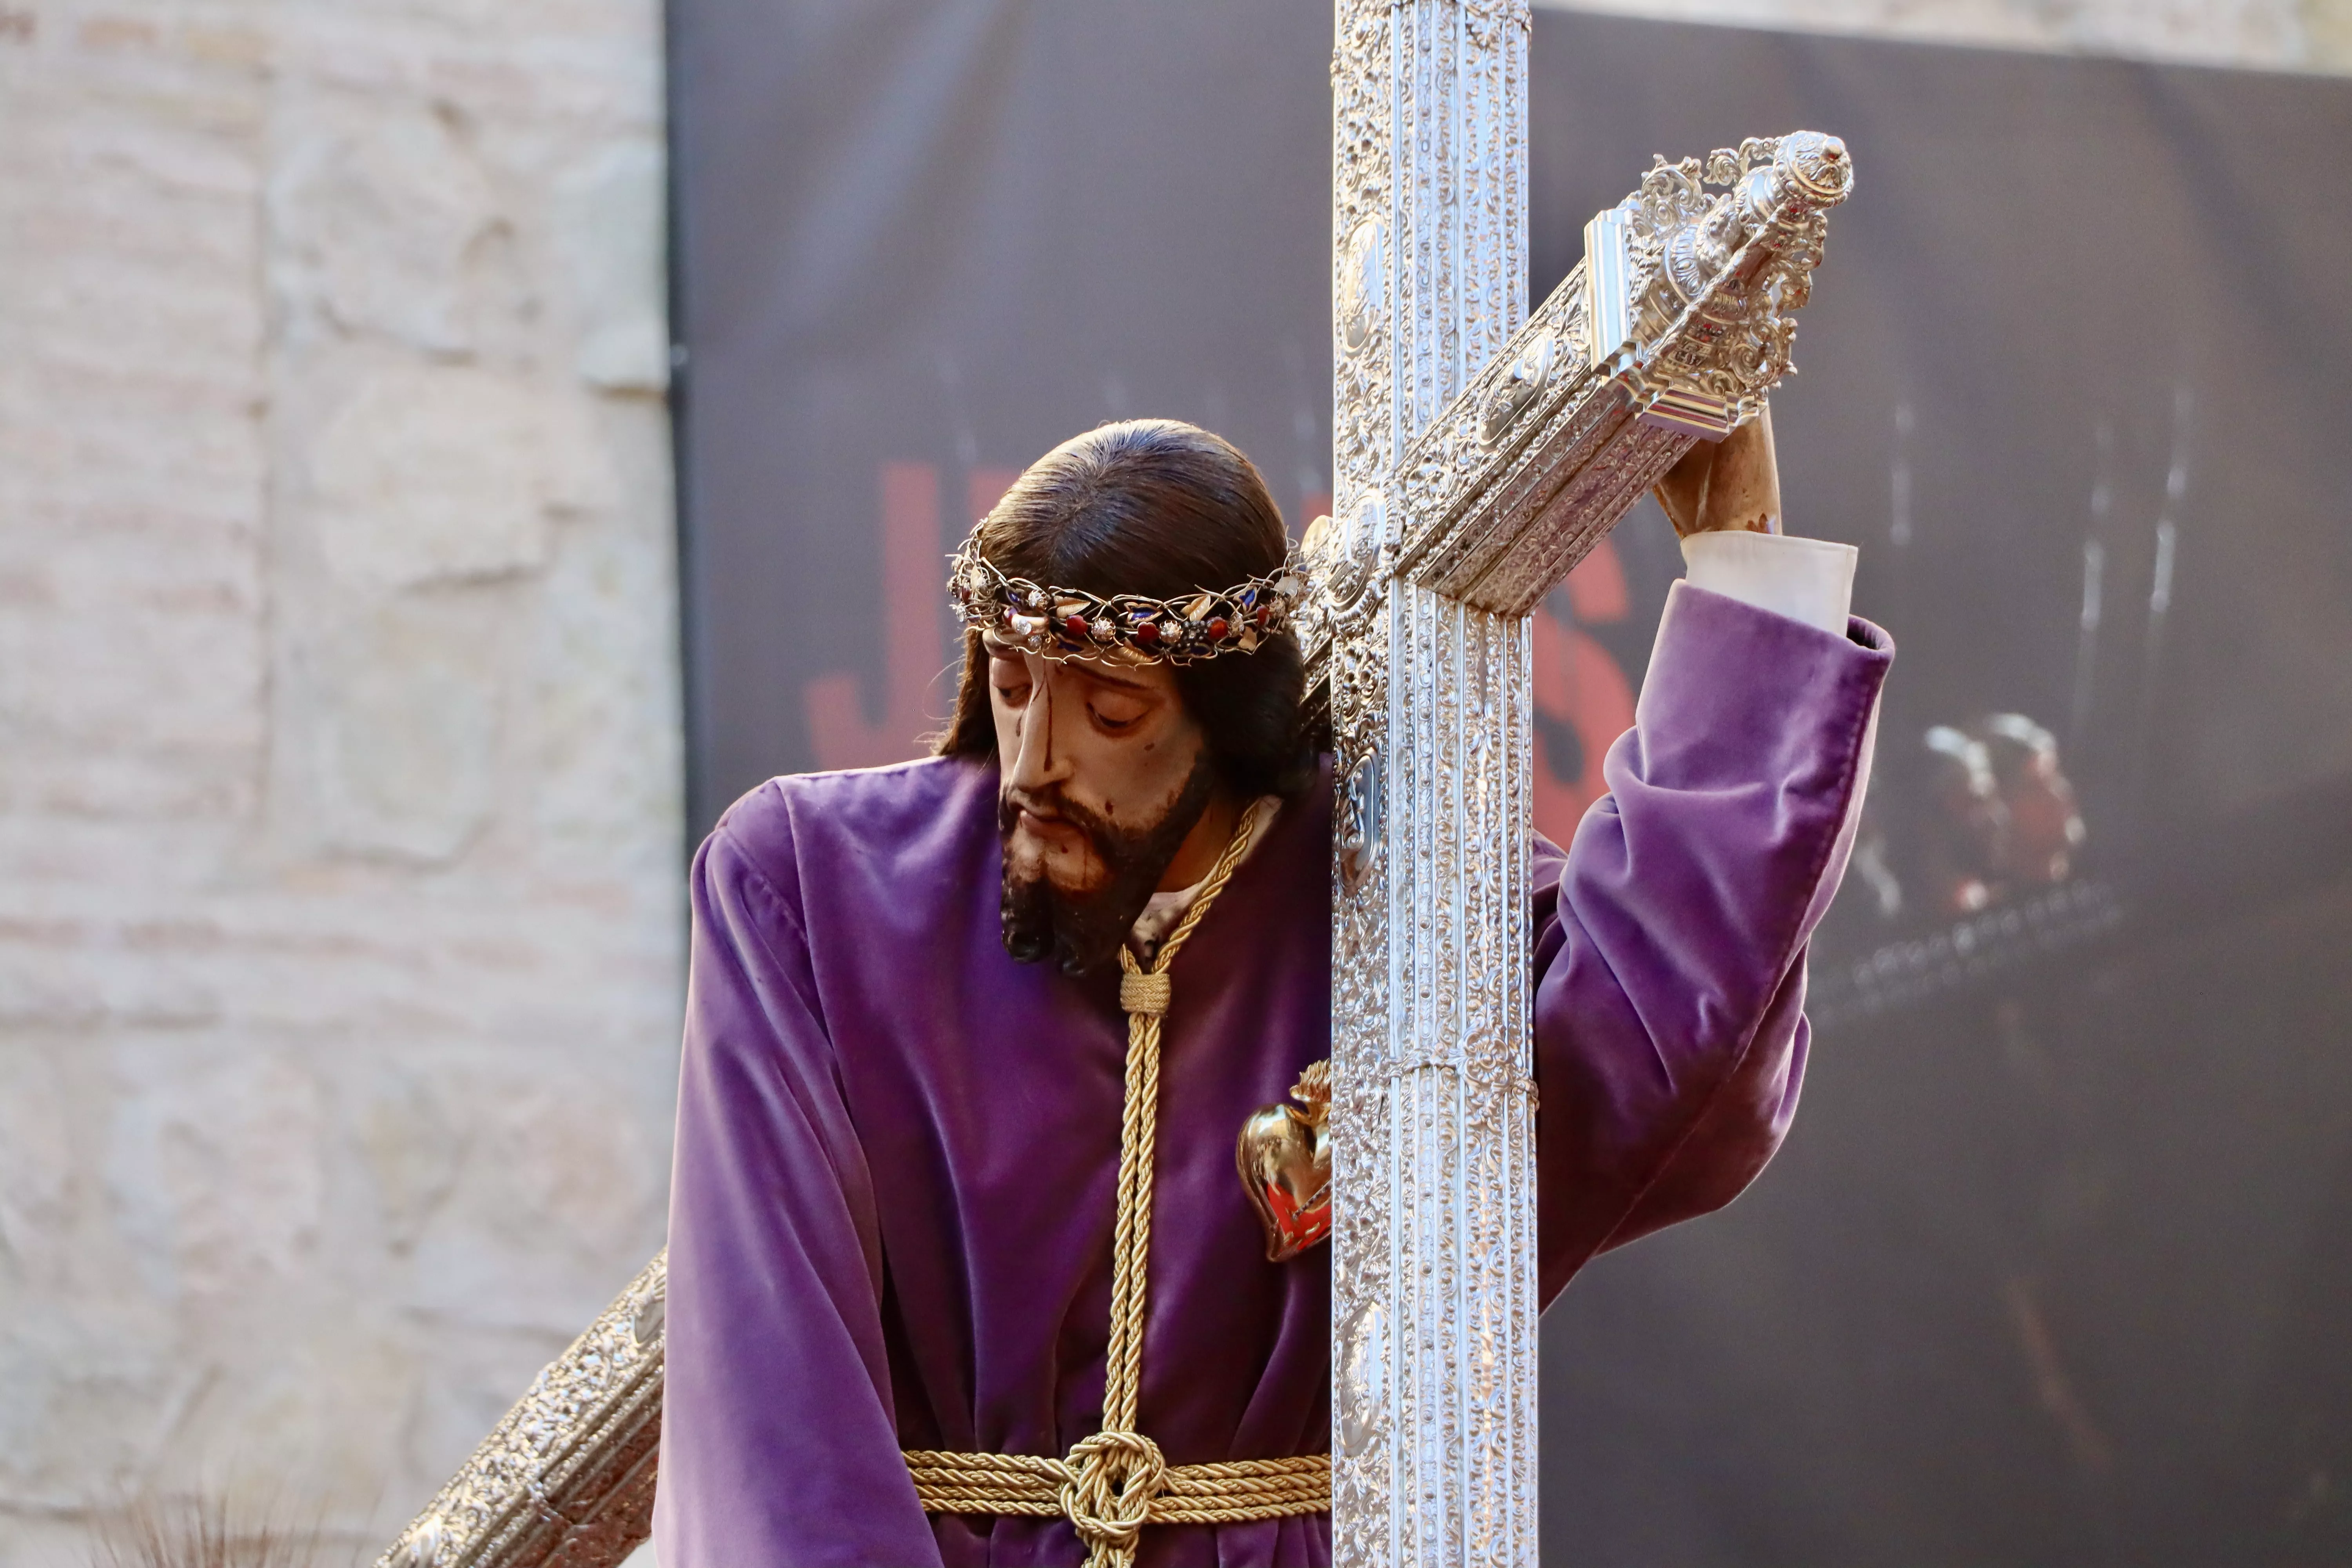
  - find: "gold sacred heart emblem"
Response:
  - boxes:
[1235,1060,1332,1262]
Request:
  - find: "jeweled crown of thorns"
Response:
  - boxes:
[947,523,1305,666]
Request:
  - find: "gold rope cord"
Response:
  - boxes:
[902,799,1330,1566]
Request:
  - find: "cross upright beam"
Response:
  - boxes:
[1321,7,1542,1564]
[1311,5,1855,1565]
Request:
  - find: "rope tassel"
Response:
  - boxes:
[903,800,1330,1566]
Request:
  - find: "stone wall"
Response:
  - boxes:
[0,0,680,1561]
[1541,0,2352,73]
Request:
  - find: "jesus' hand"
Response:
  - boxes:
[1652,405,1782,538]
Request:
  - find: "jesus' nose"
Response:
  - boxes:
[1005,656,1074,794]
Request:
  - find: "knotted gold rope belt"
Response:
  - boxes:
[902,800,1330,1567]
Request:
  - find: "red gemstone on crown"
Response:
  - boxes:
[1134,621,1160,647]
[1254,606,1271,629]
[1064,614,1089,639]
[1206,617,1230,641]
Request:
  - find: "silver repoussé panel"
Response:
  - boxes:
[1315,3,1855,1564]
[1325,4,1537,1565]
[374,1256,667,1568]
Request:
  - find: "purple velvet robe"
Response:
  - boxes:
[656,584,1893,1566]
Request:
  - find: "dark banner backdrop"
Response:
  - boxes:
[667,4,2352,1561]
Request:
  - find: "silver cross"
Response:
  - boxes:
[1314,5,1850,1564]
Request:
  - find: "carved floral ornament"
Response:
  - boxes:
[1610,131,1855,422]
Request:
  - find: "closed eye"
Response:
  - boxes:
[988,658,1032,708]
[1085,682,1156,730]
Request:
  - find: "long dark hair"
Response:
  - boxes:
[933,419,1313,799]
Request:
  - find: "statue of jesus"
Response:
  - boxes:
[653,414,1891,1567]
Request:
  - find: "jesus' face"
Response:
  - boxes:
[985,636,1225,974]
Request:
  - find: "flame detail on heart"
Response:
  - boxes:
[1235,1060,1334,1263]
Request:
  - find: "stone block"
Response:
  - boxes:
[0,1046,73,1290]
[270,100,502,356]
[553,137,671,393]
[307,364,559,592]
[103,1045,326,1303]
[296,593,505,863]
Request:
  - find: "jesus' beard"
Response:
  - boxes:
[999,758,1217,978]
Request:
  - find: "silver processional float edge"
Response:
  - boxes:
[371,129,1854,1568]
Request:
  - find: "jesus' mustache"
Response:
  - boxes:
[998,759,1216,977]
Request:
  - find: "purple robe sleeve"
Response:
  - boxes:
[1534,581,1893,1305]
[654,815,946,1568]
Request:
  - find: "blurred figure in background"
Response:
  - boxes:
[1891,714,2088,921]
[1920,723,2010,915]
[1978,713,2087,889]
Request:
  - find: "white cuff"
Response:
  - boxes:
[1679,531,1857,637]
